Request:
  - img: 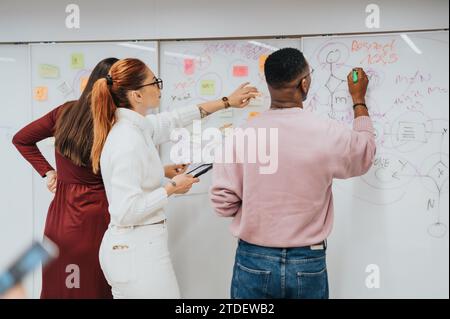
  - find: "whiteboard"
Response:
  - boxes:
[0,44,34,296]
[29,41,158,298]
[159,38,302,298]
[1,33,448,299]
[302,31,449,298]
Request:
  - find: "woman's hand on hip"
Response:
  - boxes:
[45,170,57,194]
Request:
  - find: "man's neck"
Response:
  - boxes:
[270,99,303,109]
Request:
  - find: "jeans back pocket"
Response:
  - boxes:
[232,262,271,299]
[297,266,329,299]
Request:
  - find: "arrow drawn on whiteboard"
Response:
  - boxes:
[56,81,74,97]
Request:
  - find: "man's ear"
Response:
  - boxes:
[301,78,309,93]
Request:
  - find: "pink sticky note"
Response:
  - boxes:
[184,59,195,75]
[233,65,248,77]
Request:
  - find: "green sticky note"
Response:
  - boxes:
[38,64,59,79]
[200,80,216,96]
[220,109,233,118]
[71,53,84,69]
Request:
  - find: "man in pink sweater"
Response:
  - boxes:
[210,48,376,299]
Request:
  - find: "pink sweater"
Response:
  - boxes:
[210,107,376,248]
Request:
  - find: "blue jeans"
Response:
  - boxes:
[231,239,329,299]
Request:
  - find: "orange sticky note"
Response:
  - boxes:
[80,76,89,92]
[248,111,261,120]
[34,86,48,101]
[219,123,233,133]
[233,65,248,77]
[259,55,268,74]
[184,59,195,75]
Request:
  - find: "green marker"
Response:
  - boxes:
[352,69,359,83]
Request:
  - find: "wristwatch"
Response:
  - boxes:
[222,96,231,109]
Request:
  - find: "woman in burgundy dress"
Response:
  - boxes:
[12,58,118,299]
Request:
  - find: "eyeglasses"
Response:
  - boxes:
[136,77,163,90]
[296,68,315,88]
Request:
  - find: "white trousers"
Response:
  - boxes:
[99,222,180,299]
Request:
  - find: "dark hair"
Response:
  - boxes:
[54,57,119,167]
[90,58,149,173]
[264,48,308,89]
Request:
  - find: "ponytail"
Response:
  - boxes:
[90,58,150,173]
[90,78,117,174]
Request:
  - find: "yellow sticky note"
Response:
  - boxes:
[80,76,89,92]
[38,64,59,79]
[248,111,261,120]
[71,53,84,69]
[259,55,268,74]
[34,86,48,101]
[200,80,216,96]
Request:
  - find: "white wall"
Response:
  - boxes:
[0,0,448,43]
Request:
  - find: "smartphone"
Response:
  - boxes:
[0,237,59,294]
[186,163,213,178]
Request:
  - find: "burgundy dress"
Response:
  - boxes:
[12,103,112,299]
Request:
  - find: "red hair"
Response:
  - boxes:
[90,58,148,173]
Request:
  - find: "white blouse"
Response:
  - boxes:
[100,105,200,227]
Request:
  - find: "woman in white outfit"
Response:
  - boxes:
[90,58,258,299]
